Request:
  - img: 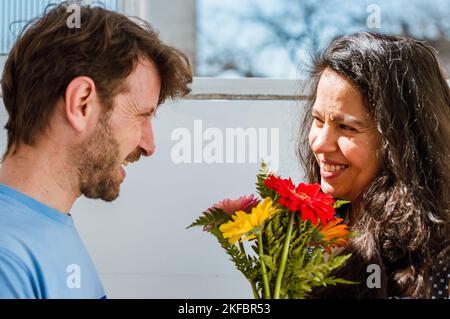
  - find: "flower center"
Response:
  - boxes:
[294,191,310,200]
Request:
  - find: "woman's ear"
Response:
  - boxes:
[64,76,98,132]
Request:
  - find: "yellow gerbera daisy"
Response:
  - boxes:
[219,197,280,244]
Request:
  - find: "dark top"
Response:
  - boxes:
[429,261,449,299]
[335,203,449,299]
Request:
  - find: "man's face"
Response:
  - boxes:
[72,58,161,201]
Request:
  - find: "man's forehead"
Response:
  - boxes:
[123,94,157,112]
[122,58,161,110]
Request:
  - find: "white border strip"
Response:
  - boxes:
[187,78,311,100]
[2,72,450,100]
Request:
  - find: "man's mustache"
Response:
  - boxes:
[125,149,142,163]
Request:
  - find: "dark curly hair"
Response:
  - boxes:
[298,32,450,298]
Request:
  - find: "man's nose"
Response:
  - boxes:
[139,120,156,157]
[311,124,338,154]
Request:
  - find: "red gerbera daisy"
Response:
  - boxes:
[264,175,335,225]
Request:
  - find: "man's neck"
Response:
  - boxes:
[0,145,80,214]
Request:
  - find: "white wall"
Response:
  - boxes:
[0,78,307,298]
[0,56,6,72]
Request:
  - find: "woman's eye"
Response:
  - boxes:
[313,116,324,125]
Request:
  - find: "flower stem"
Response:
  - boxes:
[251,282,260,299]
[238,241,260,299]
[258,232,271,299]
[238,240,246,256]
[273,212,295,299]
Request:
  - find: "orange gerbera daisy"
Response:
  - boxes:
[316,218,350,253]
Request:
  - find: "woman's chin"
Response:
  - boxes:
[320,181,345,199]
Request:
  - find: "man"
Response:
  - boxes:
[0,2,192,298]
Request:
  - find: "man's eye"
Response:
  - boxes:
[141,112,153,118]
[340,124,357,132]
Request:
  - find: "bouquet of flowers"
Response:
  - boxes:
[188,163,357,299]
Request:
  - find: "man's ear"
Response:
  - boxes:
[64,77,98,132]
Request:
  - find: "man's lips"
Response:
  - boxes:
[122,159,139,167]
[119,165,126,179]
[121,158,139,168]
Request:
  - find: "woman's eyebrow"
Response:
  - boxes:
[332,114,367,127]
[312,108,367,127]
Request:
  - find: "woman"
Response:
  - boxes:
[298,32,450,298]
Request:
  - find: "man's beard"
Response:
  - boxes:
[70,112,130,202]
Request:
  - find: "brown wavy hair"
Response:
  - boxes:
[1,1,192,158]
[298,32,450,298]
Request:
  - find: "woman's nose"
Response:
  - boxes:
[311,124,338,154]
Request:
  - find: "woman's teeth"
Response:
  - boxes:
[322,163,347,172]
[122,160,129,167]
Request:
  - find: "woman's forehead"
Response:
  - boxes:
[314,68,370,121]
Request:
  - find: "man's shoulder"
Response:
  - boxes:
[0,191,30,220]
[0,194,36,241]
[0,246,37,299]
[0,191,61,235]
[0,224,37,298]
[0,194,52,267]
[0,220,33,271]
[0,246,29,272]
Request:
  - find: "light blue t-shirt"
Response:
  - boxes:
[0,183,106,299]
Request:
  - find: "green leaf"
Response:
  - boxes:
[260,254,278,275]
[187,207,230,229]
[333,199,351,209]
[283,248,357,298]
[332,278,359,285]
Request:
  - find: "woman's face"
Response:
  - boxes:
[309,68,382,202]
